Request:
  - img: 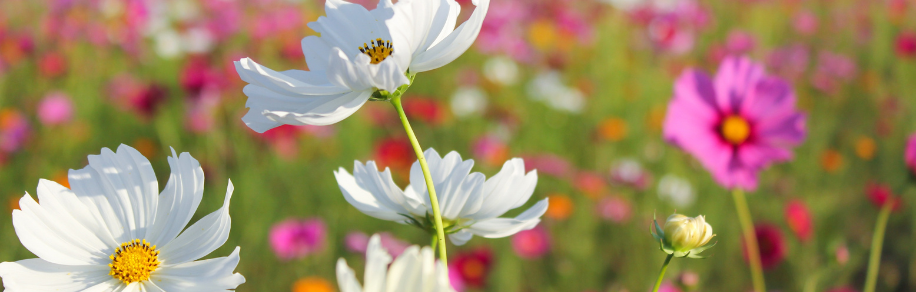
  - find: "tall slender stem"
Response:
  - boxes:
[392,96,448,265]
[652,254,674,292]
[864,202,893,292]
[732,188,766,292]
[431,234,439,257]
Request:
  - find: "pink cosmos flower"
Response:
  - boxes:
[654,282,682,292]
[866,183,902,212]
[511,226,551,259]
[784,200,813,242]
[37,92,74,126]
[742,224,786,270]
[663,56,806,191]
[793,11,818,36]
[596,196,632,224]
[725,30,757,56]
[472,135,509,167]
[811,51,857,94]
[344,232,410,258]
[906,133,916,176]
[766,44,810,80]
[448,266,467,292]
[522,154,573,179]
[269,218,327,261]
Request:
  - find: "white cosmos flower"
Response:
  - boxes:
[334,148,548,246]
[234,0,490,133]
[0,145,244,292]
[337,234,454,292]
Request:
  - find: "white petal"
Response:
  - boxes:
[34,179,117,254]
[466,198,548,238]
[0,259,114,292]
[467,158,537,220]
[408,149,485,219]
[364,235,392,292]
[335,162,415,221]
[409,0,489,72]
[151,247,245,291]
[301,36,332,72]
[385,246,423,292]
[158,181,234,265]
[145,148,204,248]
[387,0,460,64]
[83,145,160,241]
[13,193,109,265]
[309,0,391,55]
[68,167,128,244]
[241,86,371,132]
[234,57,349,96]
[336,258,364,292]
[447,230,473,246]
[328,48,409,92]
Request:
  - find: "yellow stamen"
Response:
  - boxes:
[359,38,394,64]
[721,115,751,145]
[109,239,160,284]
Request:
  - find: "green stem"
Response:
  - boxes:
[732,188,766,292]
[864,202,893,292]
[652,254,674,292]
[391,96,448,266]
[431,234,439,258]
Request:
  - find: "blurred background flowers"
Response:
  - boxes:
[1,0,916,291]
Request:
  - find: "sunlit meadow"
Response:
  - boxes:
[1,0,916,291]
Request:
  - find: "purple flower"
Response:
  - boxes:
[37,92,74,126]
[663,56,806,191]
[268,218,327,261]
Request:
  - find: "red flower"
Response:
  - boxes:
[374,137,414,174]
[403,97,444,125]
[450,248,493,288]
[743,224,786,270]
[38,51,67,78]
[866,183,902,212]
[784,200,813,242]
[896,31,916,58]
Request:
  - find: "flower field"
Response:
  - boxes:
[0,0,915,291]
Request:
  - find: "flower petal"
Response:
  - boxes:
[151,247,245,291]
[408,149,484,219]
[81,145,159,241]
[335,162,416,222]
[241,86,372,132]
[158,181,234,265]
[145,148,205,248]
[328,48,408,92]
[466,198,547,238]
[234,58,349,96]
[301,36,332,72]
[308,0,392,57]
[714,56,765,113]
[364,235,392,292]
[13,192,109,265]
[336,258,364,292]
[387,0,460,70]
[447,230,473,246]
[465,158,537,220]
[409,0,489,72]
[0,258,114,292]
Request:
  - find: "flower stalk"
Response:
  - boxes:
[391,93,448,265]
[863,201,893,292]
[732,188,766,292]
[652,254,674,292]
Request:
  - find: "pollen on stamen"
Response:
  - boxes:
[109,239,161,284]
[358,38,394,65]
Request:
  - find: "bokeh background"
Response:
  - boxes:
[1,0,916,291]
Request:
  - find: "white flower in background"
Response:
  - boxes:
[0,145,244,291]
[235,0,491,133]
[450,86,488,117]
[526,71,585,113]
[658,174,695,208]
[335,148,548,245]
[483,56,520,86]
[337,234,455,292]
[601,0,680,12]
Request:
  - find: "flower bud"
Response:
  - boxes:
[652,213,716,258]
[663,214,715,252]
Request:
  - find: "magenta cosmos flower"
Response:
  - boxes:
[268,218,327,261]
[905,133,916,176]
[663,56,806,191]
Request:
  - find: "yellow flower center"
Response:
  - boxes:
[720,115,750,145]
[109,239,160,284]
[359,39,394,64]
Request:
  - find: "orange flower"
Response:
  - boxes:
[292,276,334,292]
[545,194,574,220]
[854,136,876,160]
[133,138,158,159]
[820,149,843,173]
[528,19,558,52]
[598,118,628,142]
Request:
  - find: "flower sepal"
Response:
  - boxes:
[371,72,416,101]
